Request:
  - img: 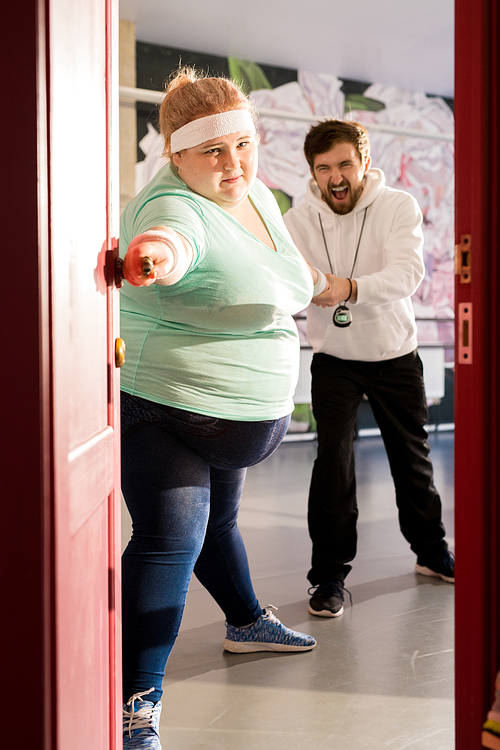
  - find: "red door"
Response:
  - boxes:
[49,0,121,746]
[0,0,120,747]
[454,0,500,747]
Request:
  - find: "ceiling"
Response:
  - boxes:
[119,0,455,98]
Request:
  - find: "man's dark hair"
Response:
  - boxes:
[304,119,371,170]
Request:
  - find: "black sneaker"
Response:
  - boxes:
[308,580,352,617]
[415,550,455,583]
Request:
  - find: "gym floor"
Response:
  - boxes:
[122,431,455,750]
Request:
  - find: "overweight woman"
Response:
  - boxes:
[120,67,326,750]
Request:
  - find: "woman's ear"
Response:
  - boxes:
[171,152,180,170]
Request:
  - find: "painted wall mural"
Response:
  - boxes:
[135,47,455,357]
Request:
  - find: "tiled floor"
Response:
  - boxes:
[122,431,455,749]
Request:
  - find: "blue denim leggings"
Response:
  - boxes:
[121,392,290,703]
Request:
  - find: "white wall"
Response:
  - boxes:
[119,0,454,98]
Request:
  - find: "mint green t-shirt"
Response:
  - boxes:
[119,163,313,421]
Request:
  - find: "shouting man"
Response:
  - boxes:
[284,119,454,618]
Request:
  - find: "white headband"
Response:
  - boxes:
[170,109,255,153]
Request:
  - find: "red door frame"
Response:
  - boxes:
[454,0,500,747]
[0,1,53,746]
[1,1,498,747]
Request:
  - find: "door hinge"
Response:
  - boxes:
[458,302,472,364]
[455,234,471,283]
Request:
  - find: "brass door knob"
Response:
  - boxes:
[115,338,126,368]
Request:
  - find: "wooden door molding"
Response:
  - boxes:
[105,1,122,746]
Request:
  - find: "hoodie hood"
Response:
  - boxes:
[305,168,386,218]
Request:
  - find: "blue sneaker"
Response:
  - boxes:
[123,688,162,749]
[223,606,316,652]
[415,550,455,583]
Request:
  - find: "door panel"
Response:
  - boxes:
[48,0,121,747]
[67,427,114,535]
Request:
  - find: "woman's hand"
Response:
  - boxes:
[122,239,172,287]
[121,227,194,287]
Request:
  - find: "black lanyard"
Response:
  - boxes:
[318,206,368,278]
[318,207,368,328]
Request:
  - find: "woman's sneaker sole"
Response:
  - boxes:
[223,638,315,653]
[223,607,316,652]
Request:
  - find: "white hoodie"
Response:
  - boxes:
[283,168,424,362]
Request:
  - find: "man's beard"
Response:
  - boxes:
[321,180,364,215]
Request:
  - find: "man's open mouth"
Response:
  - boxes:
[331,186,348,201]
